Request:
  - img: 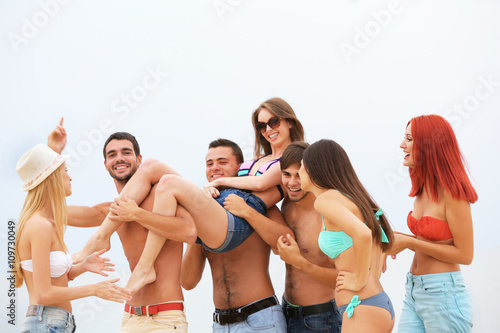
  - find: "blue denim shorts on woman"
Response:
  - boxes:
[398,271,473,333]
[195,187,268,253]
[21,305,76,333]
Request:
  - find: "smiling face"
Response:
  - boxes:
[104,139,142,183]
[298,160,313,193]
[257,108,292,148]
[61,164,72,197]
[205,146,241,182]
[400,123,414,168]
[281,163,308,202]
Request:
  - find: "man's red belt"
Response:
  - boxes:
[124,302,184,315]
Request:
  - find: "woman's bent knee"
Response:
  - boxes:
[157,174,183,193]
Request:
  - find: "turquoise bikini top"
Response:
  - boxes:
[317,192,389,260]
[318,217,353,260]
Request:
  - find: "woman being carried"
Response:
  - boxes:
[389,115,476,332]
[204,97,304,199]
[299,139,395,332]
[74,97,304,293]
[15,144,131,333]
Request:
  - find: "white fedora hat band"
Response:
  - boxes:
[16,144,71,191]
[21,154,70,191]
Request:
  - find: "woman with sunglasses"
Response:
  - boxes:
[204,97,304,202]
[14,144,131,333]
[388,115,476,332]
[299,139,395,332]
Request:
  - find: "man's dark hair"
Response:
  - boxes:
[208,138,244,164]
[280,141,309,170]
[103,132,141,159]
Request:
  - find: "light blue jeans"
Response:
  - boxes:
[212,305,286,333]
[21,305,75,333]
[398,271,473,333]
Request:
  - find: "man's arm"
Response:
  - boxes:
[277,234,337,288]
[110,197,197,244]
[206,162,282,192]
[181,243,206,290]
[68,203,111,227]
[222,195,293,250]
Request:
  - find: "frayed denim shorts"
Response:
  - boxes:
[196,187,267,253]
[21,305,75,333]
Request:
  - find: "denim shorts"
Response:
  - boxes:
[196,188,268,253]
[213,305,286,332]
[398,271,473,333]
[21,305,75,333]
[282,297,342,333]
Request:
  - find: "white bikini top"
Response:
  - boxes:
[20,251,73,278]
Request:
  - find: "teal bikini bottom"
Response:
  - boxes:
[338,291,394,319]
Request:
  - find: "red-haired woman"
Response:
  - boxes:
[389,114,476,332]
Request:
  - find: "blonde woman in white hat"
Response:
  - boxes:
[14,143,131,333]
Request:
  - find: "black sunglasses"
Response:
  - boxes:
[256,116,281,133]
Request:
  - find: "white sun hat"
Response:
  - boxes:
[16,143,70,191]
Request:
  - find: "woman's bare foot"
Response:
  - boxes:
[125,265,157,294]
[72,234,111,264]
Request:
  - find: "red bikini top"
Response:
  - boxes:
[407,211,453,241]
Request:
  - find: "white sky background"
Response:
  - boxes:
[1,0,499,332]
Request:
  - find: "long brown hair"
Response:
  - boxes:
[14,166,68,287]
[303,139,393,251]
[252,97,304,157]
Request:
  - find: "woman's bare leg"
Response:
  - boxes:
[72,159,179,263]
[124,175,178,293]
[125,231,167,293]
[124,174,229,293]
[157,175,230,248]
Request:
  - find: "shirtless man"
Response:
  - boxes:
[48,120,195,332]
[276,142,342,332]
[181,138,290,332]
